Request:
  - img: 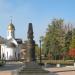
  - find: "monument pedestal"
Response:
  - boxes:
[18,62,50,75]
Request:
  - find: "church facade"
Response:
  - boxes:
[0,22,22,60]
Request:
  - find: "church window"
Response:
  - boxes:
[7,52,8,58]
[15,52,16,57]
[2,53,5,60]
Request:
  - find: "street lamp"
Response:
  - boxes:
[39,39,42,64]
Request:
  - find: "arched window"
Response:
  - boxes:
[7,52,8,59]
[2,53,5,60]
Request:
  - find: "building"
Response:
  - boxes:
[0,22,22,60]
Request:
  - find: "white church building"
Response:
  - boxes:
[0,22,22,60]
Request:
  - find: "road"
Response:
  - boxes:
[57,71,75,75]
[1,62,75,75]
[0,63,24,71]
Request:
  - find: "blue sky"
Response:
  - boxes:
[0,0,75,43]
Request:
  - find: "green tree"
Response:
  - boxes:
[42,18,65,60]
[65,30,72,50]
[58,23,73,60]
[70,28,75,49]
[35,44,40,58]
[62,30,72,60]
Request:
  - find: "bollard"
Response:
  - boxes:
[56,64,60,67]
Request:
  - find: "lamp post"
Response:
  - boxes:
[39,39,42,64]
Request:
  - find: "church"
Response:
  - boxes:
[0,21,22,60]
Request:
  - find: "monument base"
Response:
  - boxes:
[18,62,50,75]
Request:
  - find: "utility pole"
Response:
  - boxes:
[39,39,42,64]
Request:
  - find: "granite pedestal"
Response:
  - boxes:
[18,62,50,75]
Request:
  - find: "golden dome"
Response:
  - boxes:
[8,22,15,30]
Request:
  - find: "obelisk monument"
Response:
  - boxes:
[27,23,36,62]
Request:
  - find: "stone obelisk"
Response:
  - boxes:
[27,23,36,62]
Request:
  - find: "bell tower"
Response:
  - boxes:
[7,21,15,39]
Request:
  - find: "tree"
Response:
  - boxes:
[42,18,65,60]
[68,28,75,60]
[62,30,72,59]
[35,44,40,58]
[68,49,75,61]
[65,30,72,51]
[70,28,75,49]
[69,49,75,57]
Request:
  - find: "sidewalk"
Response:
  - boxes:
[44,66,75,73]
[0,71,13,75]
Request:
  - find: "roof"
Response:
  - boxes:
[8,42,16,48]
[8,22,15,30]
[15,39,22,44]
